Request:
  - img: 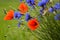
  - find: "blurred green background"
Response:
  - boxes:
[0,0,60,40]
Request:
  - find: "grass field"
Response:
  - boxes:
[0,0,39,40]
[0,0,60,40]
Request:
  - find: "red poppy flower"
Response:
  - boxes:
[27,18,39,30]
[18,2,28,14]
[4,10,14,20]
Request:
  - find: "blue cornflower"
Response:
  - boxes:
[40,8,44,15]
[54,14,60,20]
[31,0,35,4]
[42,0,50,4]
[26,0,35,6]
[38,1,46,7]
[20,0,22,2]
[25,13,32,21]
[18,22,20,27]
[26,0,30,3]
[17,20,24,27]
[48,7,54,13]
[26,0,35,4]
[54,3,60,10]
[14,11,22,19]
[28,3,33,6]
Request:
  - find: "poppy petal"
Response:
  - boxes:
[4,16,13,20]
[28,18,39,30]
[4,10,14,20]
[6,10,14,17]
[18,2,28,14]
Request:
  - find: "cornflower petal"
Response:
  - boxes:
[20,0,22,2]
[38,1,46,7]
[48,7,54,13]
[42,0,50,4]
[14,11,22,19]
[54,14,60,20]
[54,3,60,10]
[18,22,20,27]
[26,0,35,6]
[25,13,32,21]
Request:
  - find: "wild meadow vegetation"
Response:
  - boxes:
[0,0,60,40]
